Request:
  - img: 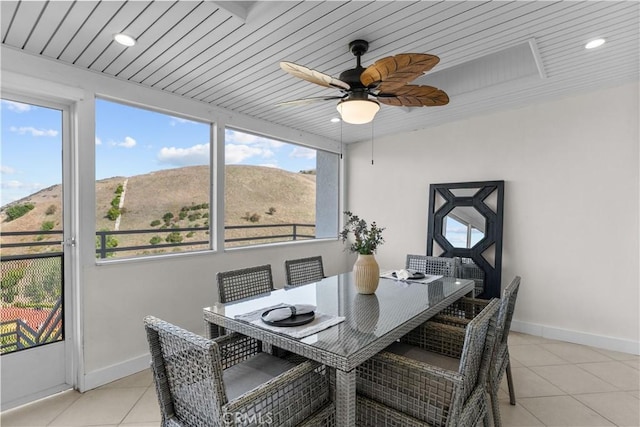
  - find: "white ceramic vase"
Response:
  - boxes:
[353,254,380,294]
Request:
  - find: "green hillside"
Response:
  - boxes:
[1,165,316,257]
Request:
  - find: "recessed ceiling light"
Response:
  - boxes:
[585,38,605,49]
[330,117,341,123]
[114,33,136,47]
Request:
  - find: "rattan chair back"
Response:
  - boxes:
[497,276,521,349]
[285,256,325,287]
[217,264,274,303]
[454,298,499,402]
[405,254,458,277]
[356,298,500,426]
[144,316,226,426]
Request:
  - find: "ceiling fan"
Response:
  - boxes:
[279,40,449,124]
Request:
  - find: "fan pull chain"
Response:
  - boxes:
[371,120,375,165]
[340,119,343,160]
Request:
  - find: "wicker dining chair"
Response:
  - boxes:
[209,265,275,340]
[426,276,521,427]
[217,264,275,303]
[285,256,325,287]
[144,316,334,427]
[405,254,459,277]
[356,298,500,427]
[459,259,486,297]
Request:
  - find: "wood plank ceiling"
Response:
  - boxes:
[2,1,638,144]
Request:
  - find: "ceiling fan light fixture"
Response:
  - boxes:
[336,99,380,124]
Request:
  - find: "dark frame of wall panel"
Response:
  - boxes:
[426,180,504,298]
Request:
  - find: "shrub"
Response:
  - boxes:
[107,207,120,221]
[249,213,261,223]
[150,219,161,227]
[267,207,276,215]
[163,212,174,223]
[5,203,34,221]
[165,232,183,243]
[45,204,57,215]
[186,231,195,238]
[188,213,202,221]
[41,221,55,231]
[111,195,121,208]
[160,224,168,230]
[115,184,124,194]
[179,211,187,220]
[149,236,162,245]
[202,212,209,218]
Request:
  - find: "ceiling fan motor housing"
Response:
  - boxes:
[340,39,371,90]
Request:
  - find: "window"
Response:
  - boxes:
[224,128,339,248]
[1,97,65,353]
[95,99,211,259]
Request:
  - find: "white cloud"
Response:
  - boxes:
[225,129,285,149]
[1,165,16,174]
[9,126,58,137]
[1,180,42,190]
[258,163,279,168]
[158,143,209,166]
[290,146,316,159]
[225,144,273,164]
[110,136,136,148]
[95,136,102,145]
[2,100,31,113]
[169,116,198,126]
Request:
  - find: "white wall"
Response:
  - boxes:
[347,82,639,355]
[1,47,351,391]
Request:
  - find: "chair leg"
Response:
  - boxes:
[506,360,516,405]
[490,389,502,427]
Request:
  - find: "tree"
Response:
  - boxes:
[1,268,24,303]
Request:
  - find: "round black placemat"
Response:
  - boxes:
[261,309,315,327]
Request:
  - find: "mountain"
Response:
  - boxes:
[1,165,316,255]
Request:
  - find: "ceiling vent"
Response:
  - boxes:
[416,39,546,97]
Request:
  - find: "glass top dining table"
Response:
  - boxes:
[203,272,474,426]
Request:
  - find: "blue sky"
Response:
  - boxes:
[1,98,317,206]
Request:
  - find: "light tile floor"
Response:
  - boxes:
[2,332,638,426]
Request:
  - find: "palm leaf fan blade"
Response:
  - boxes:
[280,61,350,90]
[378,85,449,107]
[360,53,440,91]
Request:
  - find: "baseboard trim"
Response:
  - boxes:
[511,320,640,355]
[82,353,150,392]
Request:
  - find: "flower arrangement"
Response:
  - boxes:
[339,211,385,255]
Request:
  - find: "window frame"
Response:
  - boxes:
[94,96,215,262]
[93,99,341,263]
[222,125,340,250]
